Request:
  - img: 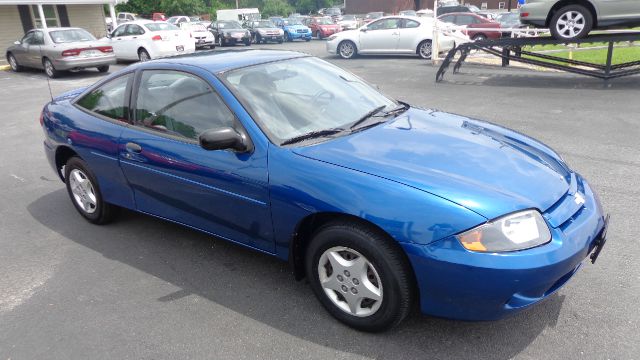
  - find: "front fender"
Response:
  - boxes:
[268,146,486,260]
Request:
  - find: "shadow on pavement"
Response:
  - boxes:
[28,189,566,360]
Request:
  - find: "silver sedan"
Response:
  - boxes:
[6,27,116,78]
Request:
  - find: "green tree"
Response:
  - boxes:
[160,0,207,16]
[288,0,333,15]
[261,0,294,17]
[116,0,162,14]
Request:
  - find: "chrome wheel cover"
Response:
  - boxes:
[139,50,150,62]
[44,60,54,77]
[419,41,432,59]
[556,10,586,38]
[317,246,383,317]
[339,42,354,58]
[69,169,97,214]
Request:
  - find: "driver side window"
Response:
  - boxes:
[112,25,126,37]
[21,32,35,44]
[134,71,235,141]
[368,18,401,31]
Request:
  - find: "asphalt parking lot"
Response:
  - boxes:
[1,40,639,359]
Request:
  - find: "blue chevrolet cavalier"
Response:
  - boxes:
[41,50,608,332]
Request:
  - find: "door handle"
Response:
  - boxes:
[125,142,142,153]
[132,36,137,39]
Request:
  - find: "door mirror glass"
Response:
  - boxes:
[199,127,249,152]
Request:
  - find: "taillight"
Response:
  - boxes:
[97,46,113,53]
[521,12,529,17]
[61,49,80,56]
[152,35,162,41]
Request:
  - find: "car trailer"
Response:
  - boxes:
[435,32,640,83]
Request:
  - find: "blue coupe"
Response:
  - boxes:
[41,50,608,332]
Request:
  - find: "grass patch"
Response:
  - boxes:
[521,44,640,65]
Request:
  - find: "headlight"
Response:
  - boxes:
[278,29,284,35]
[327,35,338,41]
[456,210,551,252]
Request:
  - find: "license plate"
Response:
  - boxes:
[176,45,184,52]
[81,50,100,57]
[590,214,609,264]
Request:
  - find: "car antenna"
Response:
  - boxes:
[45,75,54,102]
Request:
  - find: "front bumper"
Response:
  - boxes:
[402,176,608,321]
[326,39,339,54]
[287,31,312,40]
[520,1,553,26]
[53,54,116,70]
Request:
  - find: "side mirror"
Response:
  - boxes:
[360,27,367,32]
[199,127,251,152]
[14,40,21,45]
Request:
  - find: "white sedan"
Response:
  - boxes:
[326,16,455,59]
[180,22,216,49]
[108,20,196,62]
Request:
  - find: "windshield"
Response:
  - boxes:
[255,20,275,28]
[190,24,207,31]
[317,18,333,24]
[400,10,417,16]
[288,20,303,25]
[145,23,179,31]
[326,8,341,15]
[49,29,95,43]
[342,15,356,21]
[167,17,179,24]
[218,21,242,29]
[367,12,383,19]
[223,57,397,145]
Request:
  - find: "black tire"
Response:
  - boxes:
[7,53,23,72]
[244,39,251,46]
[256,34,262,44]
[64,157,117,225]
[316,30,323,39]
[286,32,293,42]
[305,37,311,42]
[138,48,150,62]
[549,5,593,40]
[337,40,357,59]
[305,222,414,332]
[278,38,284,44]
[43,58,61,78]
[97,65,109,73]
[417,40,433,59]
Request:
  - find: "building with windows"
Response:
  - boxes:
[1,0,126,64]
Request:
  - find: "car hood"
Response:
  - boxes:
[285,25,308,30]
[292,107,571,220]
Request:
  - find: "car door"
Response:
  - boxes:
[26,30,45,68]
[13,31,36,66]
[110,24,132,59]
[71,73,136,209]
[118,68,274,253]
[597,0,640,21]
[396,18,422,53]
[123,24,145,57]
[359,18,402,53]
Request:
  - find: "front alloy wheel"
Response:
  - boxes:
[318,246,383,317]
[338,41,356,59]
[418,40,432,59]
[8,54,22,72]
[64,157,116,224]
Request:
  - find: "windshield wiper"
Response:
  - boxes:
[281,128,345,146]
[349,105,387,131]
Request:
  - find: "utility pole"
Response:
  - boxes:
[236,0,239,9]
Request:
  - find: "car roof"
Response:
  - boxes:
[30,27,84,33]
[143,50,309,74]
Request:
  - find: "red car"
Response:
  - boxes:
[438,12,502,40]
[303,17,341,39]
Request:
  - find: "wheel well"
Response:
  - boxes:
[137,47,147,55]
[54,146,78,181]
[289,212,416,284]
[546,0,597,27]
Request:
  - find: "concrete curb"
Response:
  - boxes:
[0,65,10,71]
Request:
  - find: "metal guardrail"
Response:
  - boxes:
[435,32,640,82]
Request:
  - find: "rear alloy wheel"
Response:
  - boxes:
[43,58,60,78]
[550,5,593,40]
[306,223,414,332]
[417,40,433,59]
[97,65,109,73]
[64,157,116,224]
[138,48,150,62]
[8,54,22,72]
[338,40,356,59]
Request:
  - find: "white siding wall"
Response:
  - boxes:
[66,4,106,38]
[0,6,25,64]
